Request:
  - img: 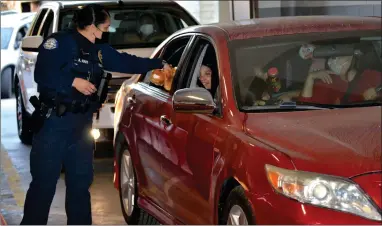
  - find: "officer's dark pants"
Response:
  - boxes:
[20,112,94,225]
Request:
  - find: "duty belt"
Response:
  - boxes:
[38,96,91,116]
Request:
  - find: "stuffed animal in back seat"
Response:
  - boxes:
[150,65,177,91]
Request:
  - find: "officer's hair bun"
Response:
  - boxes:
[72,4,110,30]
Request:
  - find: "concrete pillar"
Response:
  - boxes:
[30,1,41,12]
[218,0,232,22]
[199,1,219,23]
[258,0,282,17]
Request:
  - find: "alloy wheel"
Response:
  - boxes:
[227,205,248,225]
[16,88,23,136]
[120,148,135,217]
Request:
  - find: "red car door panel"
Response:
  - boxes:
[158,102,219,224]
[130,84,169,206]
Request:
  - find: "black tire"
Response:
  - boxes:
[221,186,255,225]
[15,82,33,145]
[1,67,13,98]
[117,141,159,225]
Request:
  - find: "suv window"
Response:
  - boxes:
[59,6,197,49]
[39,9,54,37]
[14,25,29,49]
[30,8,48,36]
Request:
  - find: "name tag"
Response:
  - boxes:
[78,58,89,64]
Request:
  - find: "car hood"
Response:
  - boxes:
[244,106,381,178]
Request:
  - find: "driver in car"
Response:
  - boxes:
[250,66,301,106]
[197,65,212,90]
[137,13,167,42]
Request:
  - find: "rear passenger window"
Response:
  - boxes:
[31,8,47,36]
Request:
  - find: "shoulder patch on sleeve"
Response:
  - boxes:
[43,38,58,50]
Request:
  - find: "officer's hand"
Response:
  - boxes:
[72,78,97,95]
[163,63,171,70]
[163,63,173,73]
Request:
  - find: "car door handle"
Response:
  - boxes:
[160,115,172,126]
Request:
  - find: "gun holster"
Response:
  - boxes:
[96,72,112,105]
[29,95,53,133]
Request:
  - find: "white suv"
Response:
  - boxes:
[15,0,199,151]
[1,12,35,98]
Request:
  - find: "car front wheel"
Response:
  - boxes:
[16,82,33,145]
[222,186,255,225]
[118,142,159,225]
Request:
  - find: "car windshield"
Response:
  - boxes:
[59,6,197,49]
[228,30,382,111]
[1,27,13,49]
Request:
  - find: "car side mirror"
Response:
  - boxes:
[172,87,216,114]
[14,41,20,50]
[21,36,43,52]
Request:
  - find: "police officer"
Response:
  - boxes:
[20,4,171,225]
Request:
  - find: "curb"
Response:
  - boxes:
[0,213,6,225]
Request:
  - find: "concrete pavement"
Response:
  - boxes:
[0,98,126,225]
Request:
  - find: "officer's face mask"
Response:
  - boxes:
[91,25,103,40]
[95,31,110,44]
[140,24,154,36]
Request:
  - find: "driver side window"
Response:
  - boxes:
[181,37,222,115]
[14,25,28,50]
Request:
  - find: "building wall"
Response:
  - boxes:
[175,1,219,24]
[259,0,381,18]
[1,0,41,13]
[177,0,381,24]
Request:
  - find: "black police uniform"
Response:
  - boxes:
[20,29,164,225]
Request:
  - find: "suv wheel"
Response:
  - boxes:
[1,68,13,98]
[118,141,159,225]
[16,82,33,145]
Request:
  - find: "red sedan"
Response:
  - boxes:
[112,15,382,225]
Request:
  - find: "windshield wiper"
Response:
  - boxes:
[280,101,331,110]
[242,101,329,112]
[242,100,381,112]
[296,100,382,109]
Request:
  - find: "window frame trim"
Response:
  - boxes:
[29,8,47,36]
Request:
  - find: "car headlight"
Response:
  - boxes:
[265,164,381,221]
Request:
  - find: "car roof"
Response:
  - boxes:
[1,12,36,28]
[183,15,382,41]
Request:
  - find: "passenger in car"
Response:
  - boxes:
[299,55,381,105]
[247,66,301,106]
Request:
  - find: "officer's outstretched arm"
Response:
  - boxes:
[98,44,163,74]
[34,35,75,95]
